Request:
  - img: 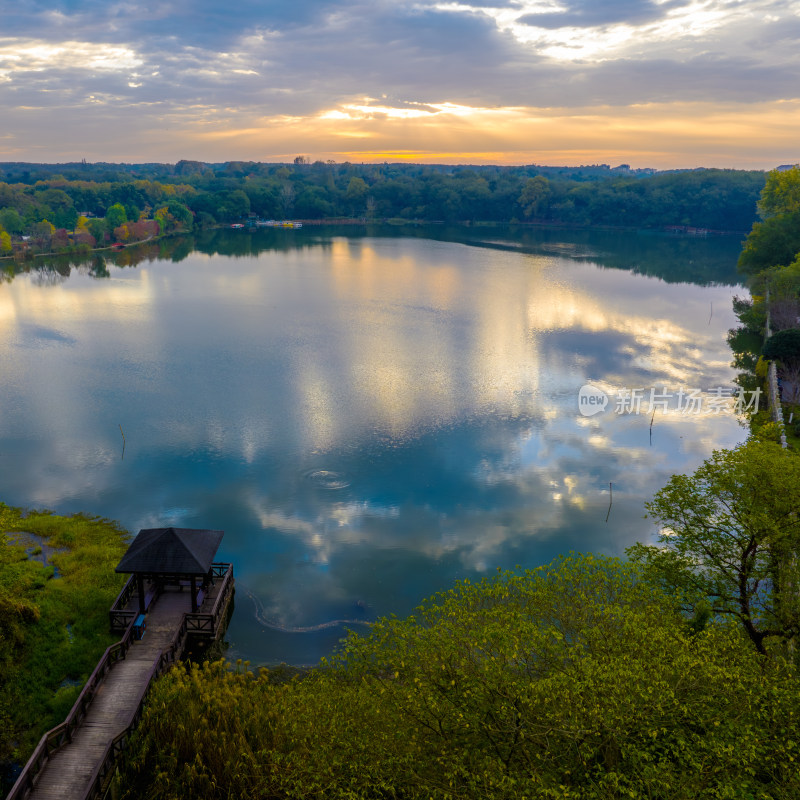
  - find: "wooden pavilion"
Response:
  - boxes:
[115,527,225,614]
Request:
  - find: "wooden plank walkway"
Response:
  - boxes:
[26,591,191,799]
[9,564,235,800]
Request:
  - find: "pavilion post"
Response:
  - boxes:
[137,573,145,615]
[190,575,197,612]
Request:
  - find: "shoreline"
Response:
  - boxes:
[0,219,750,263]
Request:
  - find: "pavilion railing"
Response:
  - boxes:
[108,576,162,633]
[186,563,234,637]
[108,575,137,633]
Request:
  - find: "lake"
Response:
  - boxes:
[0,225,750,665]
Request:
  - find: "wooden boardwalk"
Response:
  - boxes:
[9,565,234,800]
[28,592,188,799]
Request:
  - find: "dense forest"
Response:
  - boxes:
[0,160,766,258]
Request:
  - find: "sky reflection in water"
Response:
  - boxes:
[0,227,748,664]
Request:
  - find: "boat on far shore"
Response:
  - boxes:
[253,219,303,228]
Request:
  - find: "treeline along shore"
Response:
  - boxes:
[0,159,766,260]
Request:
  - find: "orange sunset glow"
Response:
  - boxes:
[0,0,797,167]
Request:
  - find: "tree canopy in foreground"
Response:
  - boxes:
[117,553,800,800]
[630,439,800,654]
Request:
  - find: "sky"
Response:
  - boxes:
[0,0,798,168]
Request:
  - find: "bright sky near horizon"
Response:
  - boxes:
[0,0,798,169]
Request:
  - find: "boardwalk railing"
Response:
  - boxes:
[8,564,234,800]
[83,615,191,800]
[7,618,138,800]
[86,569,234,799]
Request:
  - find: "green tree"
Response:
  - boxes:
[243,184,280,218]
[212,190,250,223]
[153,200,193,232]
[280,182,295,217]
[175,159,211,178]
[763,328,800,363]
[86,217,107,245]
[738,209,800,275]
[166,199,193,230]
[629,439,800,653]
[105,202,128,232]
[0,208,24,235]
[344,176,368,213]
[518,176,552,218]
[294,186,333,219]
[758,165,800,218]
[759,255,800,332]
[36,187,76,230]
[124,203,141,224]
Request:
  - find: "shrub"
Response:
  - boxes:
[117,555,800,800]
[763,328,800,364]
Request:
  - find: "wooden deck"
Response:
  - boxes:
[8,565,234,800]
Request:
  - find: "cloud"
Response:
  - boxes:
[517,0,685,30]
[0,0,797,164]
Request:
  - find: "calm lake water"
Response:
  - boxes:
[0,225,749,665]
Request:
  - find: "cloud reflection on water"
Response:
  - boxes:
[0,229,747,664]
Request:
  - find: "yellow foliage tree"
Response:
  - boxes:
[758,165,800,219]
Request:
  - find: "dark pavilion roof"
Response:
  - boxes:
[116,527,224,575]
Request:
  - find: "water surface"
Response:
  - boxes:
[0,226,748,664]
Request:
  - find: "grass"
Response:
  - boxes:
[0,502,130,766]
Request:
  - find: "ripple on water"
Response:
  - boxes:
[303,469,351,490]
